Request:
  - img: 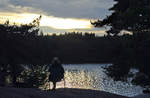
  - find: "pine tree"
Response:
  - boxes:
[92,0,150,36]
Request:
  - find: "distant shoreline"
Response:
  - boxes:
[62,63,112,65]
[20,62,113,66]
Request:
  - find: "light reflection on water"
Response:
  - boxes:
[53,64,143,97]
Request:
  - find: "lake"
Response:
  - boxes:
[50,64,143,97]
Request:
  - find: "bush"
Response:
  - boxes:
[20,65,48,88]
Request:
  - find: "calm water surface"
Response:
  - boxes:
[52,64,143,97]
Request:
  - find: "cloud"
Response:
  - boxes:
[0,0,114,19]
[0,0,43,14]
[0,12,92,29]
[41,15,92,29]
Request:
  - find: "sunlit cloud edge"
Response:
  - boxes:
[0,12,93,30]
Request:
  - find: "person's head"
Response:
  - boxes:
[51,57,61,65]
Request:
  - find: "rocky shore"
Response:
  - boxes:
[0,87,128,98]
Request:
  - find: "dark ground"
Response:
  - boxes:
[0,87,128,98]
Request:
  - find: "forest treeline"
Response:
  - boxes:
[0,19,135,65]
[0,22,118,64]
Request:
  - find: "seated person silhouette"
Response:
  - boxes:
[48,57,64,90]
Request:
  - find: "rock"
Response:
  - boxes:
[133,94,150,98]
[0,87,128,98]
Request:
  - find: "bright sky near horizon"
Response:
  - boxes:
[0,0,115,36]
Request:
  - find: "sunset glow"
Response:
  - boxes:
[0,12,92,29]
[41,16,92,29]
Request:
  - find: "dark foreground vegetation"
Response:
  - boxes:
[0,0,150,90]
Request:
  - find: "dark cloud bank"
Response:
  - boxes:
[1,0,114,19]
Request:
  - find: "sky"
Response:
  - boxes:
[0,0,115,36]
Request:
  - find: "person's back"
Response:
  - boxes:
[48,57,64,90]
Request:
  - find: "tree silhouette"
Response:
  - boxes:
[0,15,42,86]
[92,0,150,87]
[92,0,150,36]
